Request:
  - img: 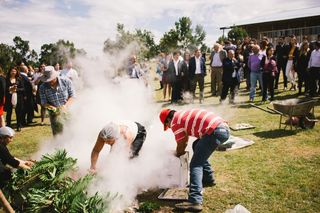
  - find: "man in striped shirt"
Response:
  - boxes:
[159,108,230,212]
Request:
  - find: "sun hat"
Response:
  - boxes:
[40,66,59,82]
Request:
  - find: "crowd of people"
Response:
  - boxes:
[0,62,78,133]
[156,34,320,104]
[0,35,319,212]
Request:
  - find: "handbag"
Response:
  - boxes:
[11,93,17,108]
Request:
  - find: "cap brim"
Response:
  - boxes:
[40,71,59,82]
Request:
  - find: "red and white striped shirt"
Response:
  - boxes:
[171,109,224,143]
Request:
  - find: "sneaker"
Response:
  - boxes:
[175,202,203,212]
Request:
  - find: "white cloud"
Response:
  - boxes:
[0,0,318,57]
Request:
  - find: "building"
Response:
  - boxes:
[232,7,320,44]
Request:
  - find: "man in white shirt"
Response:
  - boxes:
[60,61,79,88]
[210,43,227,96]
[308,41,320,97]
[189,49,207,103]
[89,121,147,173]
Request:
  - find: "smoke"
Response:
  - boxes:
[34,39,243,211]
[35,42,186,211]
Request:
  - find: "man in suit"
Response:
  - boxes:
[19,65,35,127]
[209,43,227,96]
[189,48,206,103]
[168,51,183,103]
[274,36,288,89]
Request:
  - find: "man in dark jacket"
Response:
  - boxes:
[220,50,240,104]
[20,65,35,126]
[168,51,183,103]
[0,126,33,188]
[189,49,206,103]
[274,36,288,89]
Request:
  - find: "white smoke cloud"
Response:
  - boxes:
[34,43,190,211]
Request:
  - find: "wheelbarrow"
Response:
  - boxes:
[251,98,318,130]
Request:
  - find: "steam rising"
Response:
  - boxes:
[35,43,183,211]
[35,43,238,211]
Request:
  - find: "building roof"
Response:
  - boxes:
[235,6,320,26]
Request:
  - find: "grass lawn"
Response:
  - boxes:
[5,71,320,212]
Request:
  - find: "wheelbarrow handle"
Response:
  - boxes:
[250,103,278,114]
[266,106,284,115]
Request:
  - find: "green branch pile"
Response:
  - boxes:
[3,150,116,213]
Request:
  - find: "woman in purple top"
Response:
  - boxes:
[261,47,278,101]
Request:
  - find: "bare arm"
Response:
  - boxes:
[90,136,105,172]
[176,135,189,157]
[64,96,73,108]
[15,157,33,170]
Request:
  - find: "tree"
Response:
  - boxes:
[175,17,193,50]
[159,29,179,53]
[10,36,38,66]
[39,40,86,66]
[227,26,248,44]
[0,43,14,72]
[159,16,206,53]
[135,29,158,59]
[103,23,158,59]
[217,36,226,44]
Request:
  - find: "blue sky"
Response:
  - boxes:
[0,0,319,56]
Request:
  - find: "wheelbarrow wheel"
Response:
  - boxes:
[299,113,316,129]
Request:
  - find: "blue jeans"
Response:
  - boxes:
[188,123,230,204]
[250,71,263,100]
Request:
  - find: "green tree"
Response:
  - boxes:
[217,36,226,44]
[103,23,158,59]
[39,40,86,66]
[159,16,206,53]
[0,43,14,72]
[135,29,158,59]
[227,26,248,44]
[11,36,38,66]
[159,29,179,53]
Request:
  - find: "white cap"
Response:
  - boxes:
[0,126,15,137]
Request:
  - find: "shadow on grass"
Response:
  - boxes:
[253,129,297,139]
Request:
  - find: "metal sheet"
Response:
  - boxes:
[158,187,188,201]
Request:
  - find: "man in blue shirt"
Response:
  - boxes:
[39,66,75,136]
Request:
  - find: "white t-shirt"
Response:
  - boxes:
[117,120,138,140]
[195,57,201,74]
[60,68,79,82]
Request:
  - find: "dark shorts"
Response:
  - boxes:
[130,122,147,158]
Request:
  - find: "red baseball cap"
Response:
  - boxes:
[159,108,171,131]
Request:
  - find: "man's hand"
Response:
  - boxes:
[46,105,57,112]
[25,161,34,167]
[88,168,97,175]
[19,161,33,170]
[176,150,186,157]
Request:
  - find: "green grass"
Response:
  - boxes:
[6,114,52,159]
[5,68,320,212]
[150,67,320,212]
